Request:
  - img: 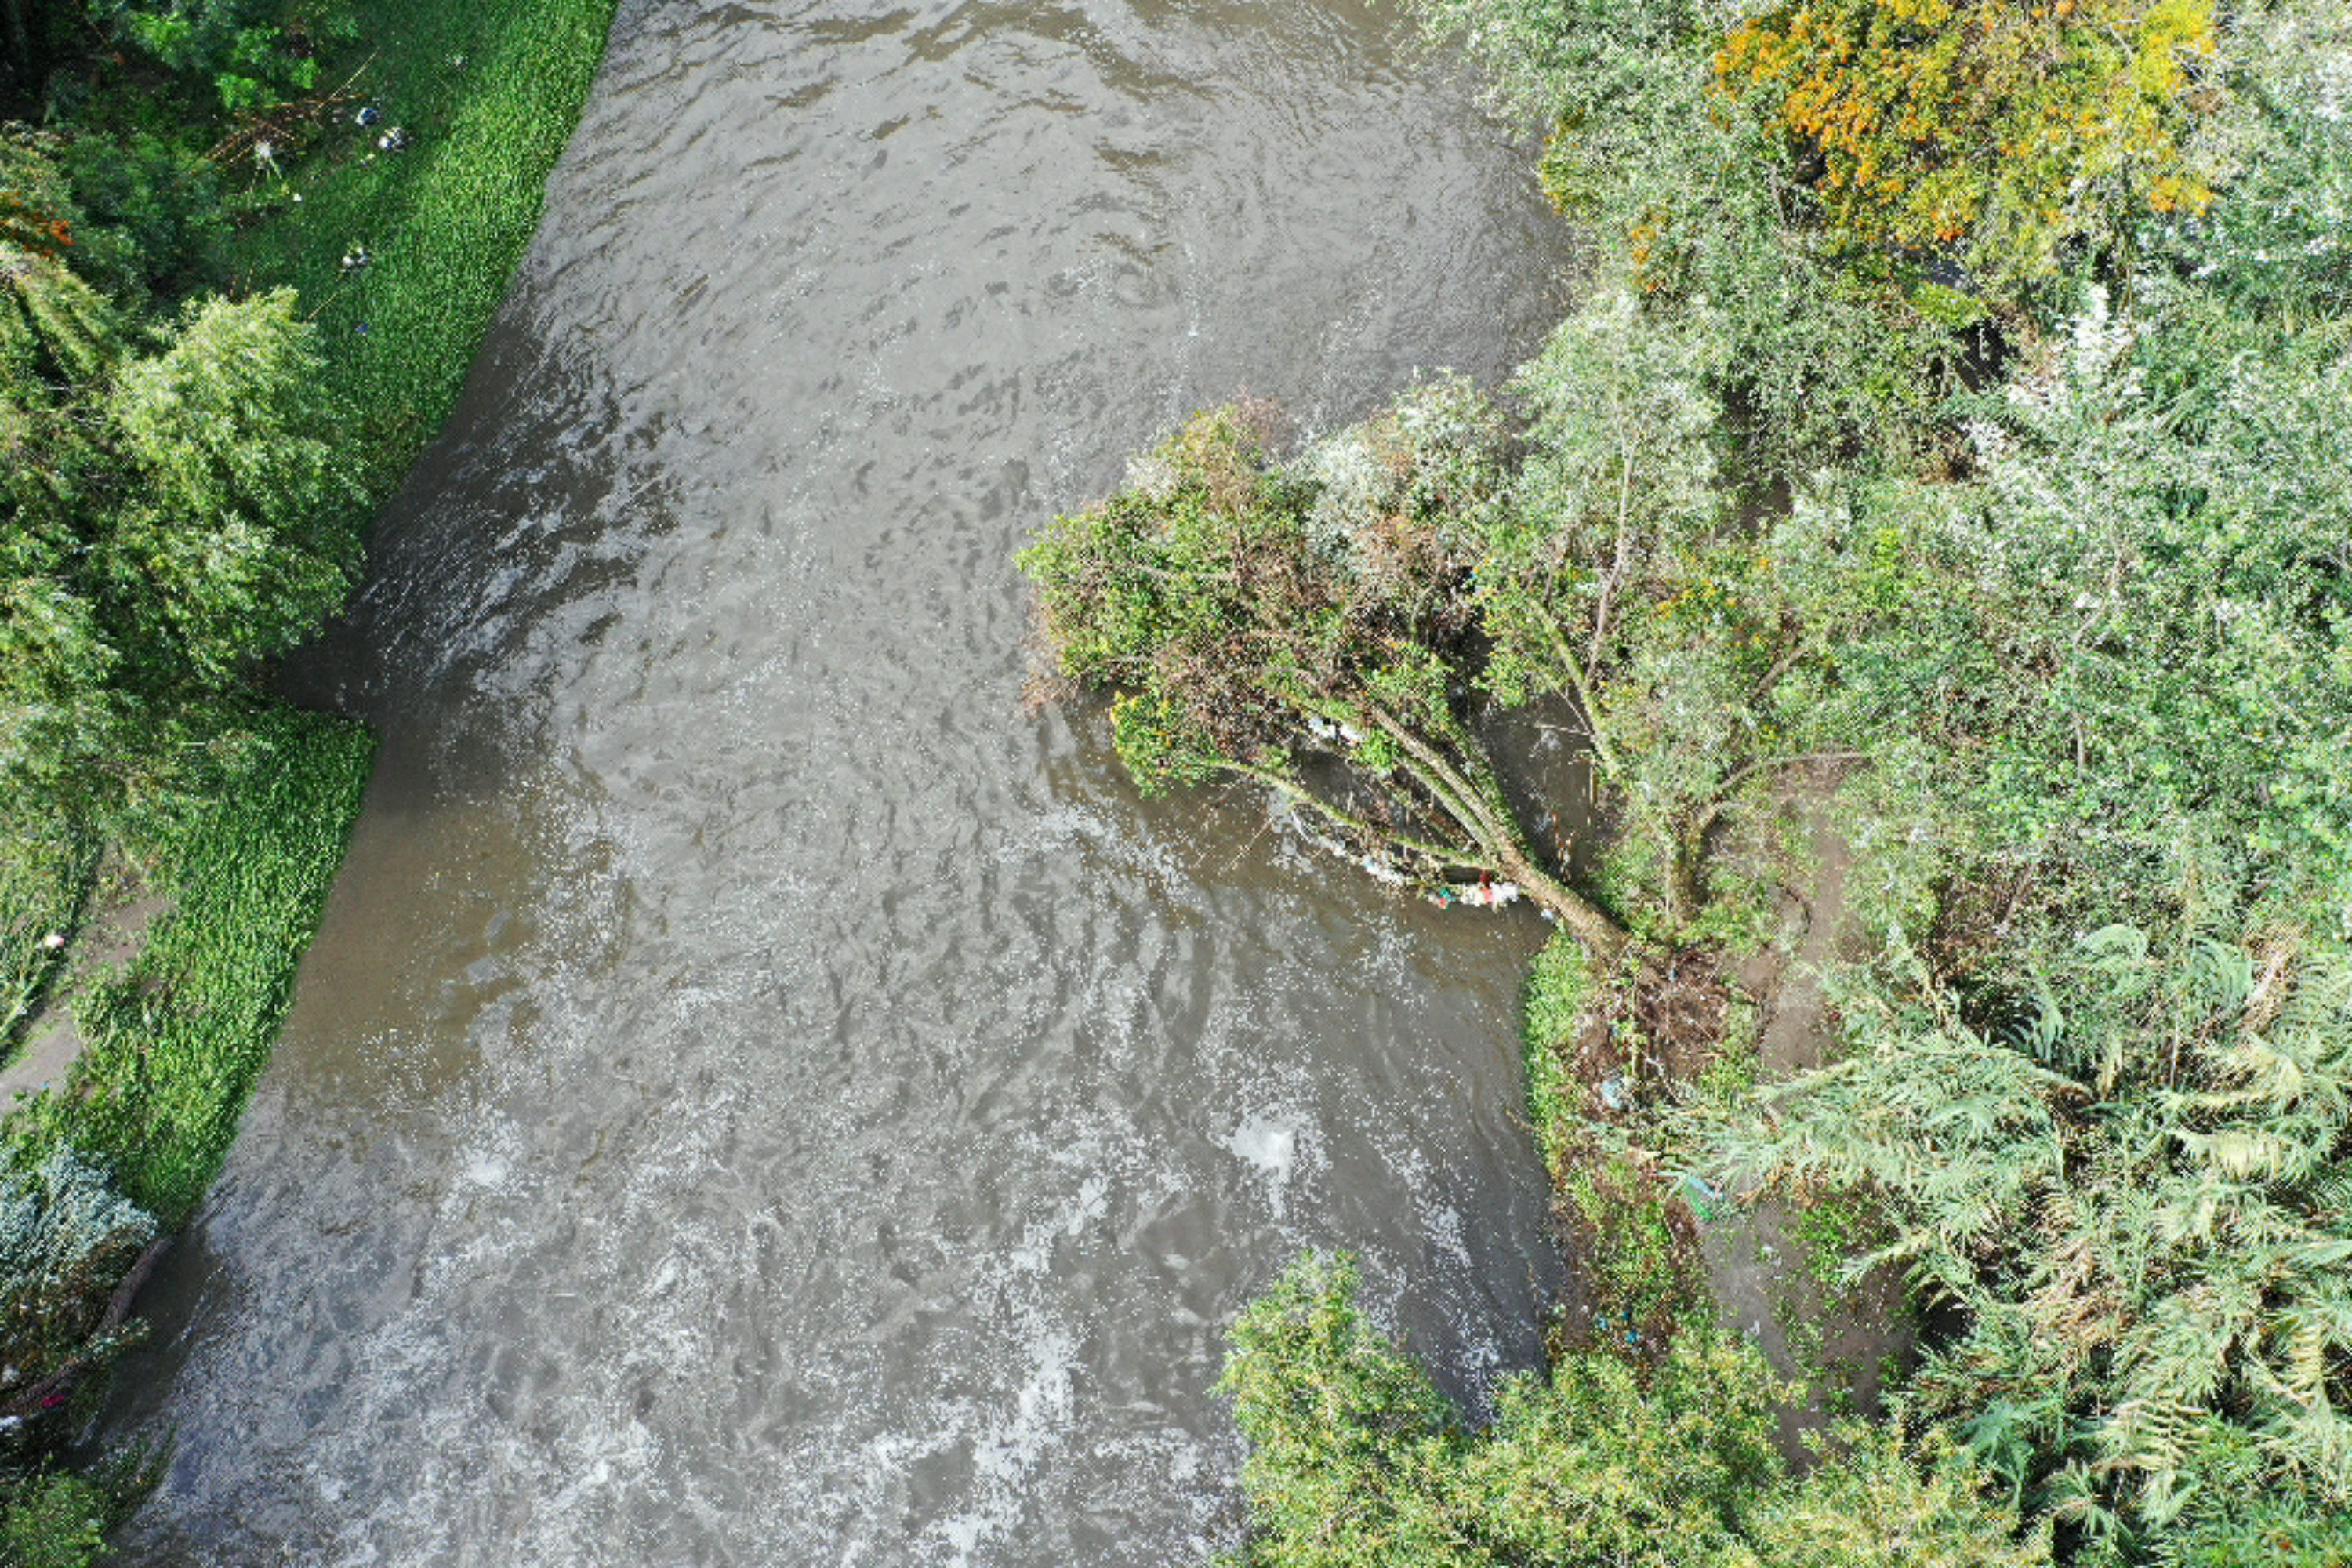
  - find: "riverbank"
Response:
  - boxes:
[220,0,620,492]
[1030,0,2352,1555]
[0,0,615,1547]
[5,0,615,1213]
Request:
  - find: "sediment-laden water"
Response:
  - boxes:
[103,0,1579,1558]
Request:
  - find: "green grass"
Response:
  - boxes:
[0,0,614,1223]
[226,0,616,491]
[1522,925,1594,1172]
[5,710,372,1223]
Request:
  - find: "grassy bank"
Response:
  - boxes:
[4,0,615,1205]
[223,0,618,488]
[0,831,94,1061]
[6,713,372,1224]
[0,0,615,1544]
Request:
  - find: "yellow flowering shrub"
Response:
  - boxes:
[1715,0,2220,278]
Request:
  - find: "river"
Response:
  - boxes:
[103,0,1578,1559]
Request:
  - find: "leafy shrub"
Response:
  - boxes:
[1736,1420,2054,1566]
[1694,930,2352,1553]
[0,1467,107,1568]
[56,132,228,308]
[1220,1253,2046,1566]
[1715,0,2223,283]
[0,1150,154,1443]
[85,0,318,111]
[0,1448,162,1568]
[1783,279,2352,949]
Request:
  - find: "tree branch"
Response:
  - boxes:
[1225,762,1494,871]
[1534,604,1626,779]
[1748,629,1815,706]
[1374,702,1630,960]
[1362,700,1518,852]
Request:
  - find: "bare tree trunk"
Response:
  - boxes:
[1276,691,1634,963]
[1667,822,1703,932]
[1500,845,1628,967]
[1419,710,1630,964]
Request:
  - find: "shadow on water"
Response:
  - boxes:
[104,0,1586,1559]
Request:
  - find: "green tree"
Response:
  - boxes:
[1735,1421,2053,1566]
[1021,388,1628,958]
[1,271,359,822]
[1220,1254,2048,1566]
[102,288,358,686]
[0,1469,107,1568]
[1218,1254,1479,1565]
[1475,288,1904,935]
[85,0,321,112]
[1714,0,2223,285]
[0,1448,161,1568]
[1774,278,2352,953]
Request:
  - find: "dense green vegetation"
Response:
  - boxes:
[1221,1255,2047,1566]
[1022,0,2352,1559]
[5,710,373,1223]
[1,0,611,1555]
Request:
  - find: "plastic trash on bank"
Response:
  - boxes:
[1428,876,1520,909]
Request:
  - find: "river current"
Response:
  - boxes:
[105,0,1578,1559]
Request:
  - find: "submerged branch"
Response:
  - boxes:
[1225,762,1496,871]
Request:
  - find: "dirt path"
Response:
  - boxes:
[1702,789,1914,1455]
[0,855,169,1105]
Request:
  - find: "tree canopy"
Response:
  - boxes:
[1021,388,1631,956]
[1715,0,2223,282]
[1220,1254,2050,1567]
[1,234,358,823]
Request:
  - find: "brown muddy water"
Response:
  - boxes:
[102,0,1581,1559]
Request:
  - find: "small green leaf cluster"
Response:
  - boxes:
[0,1447,158,1568]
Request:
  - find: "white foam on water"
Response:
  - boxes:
[1221,1113,1301,1218]
[934,1324,1080,1563]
